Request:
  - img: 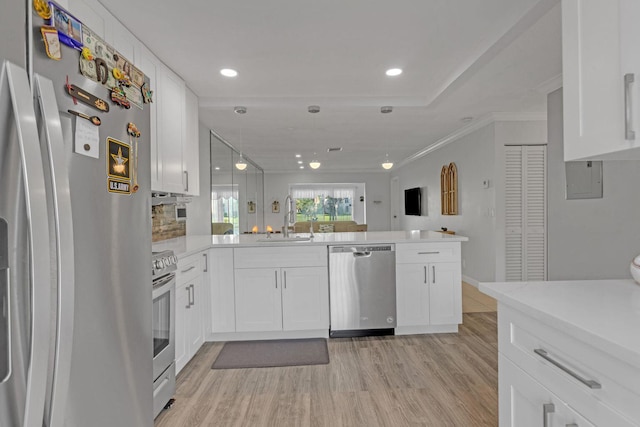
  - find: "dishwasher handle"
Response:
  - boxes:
[353,251,371,257]
[330,245,394,254]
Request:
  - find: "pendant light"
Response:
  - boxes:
[234,106,248,170]
[381,153,394,170]
[380,106,394,169]
[308,106,321,169]
[235,153,247,171]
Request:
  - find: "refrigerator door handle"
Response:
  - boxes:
[34,74,76,427]
[2,61,53,427]
[0,218,10,384]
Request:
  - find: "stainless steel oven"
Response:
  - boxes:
[152,251,177,418]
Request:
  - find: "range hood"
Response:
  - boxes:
[151,193,192,206]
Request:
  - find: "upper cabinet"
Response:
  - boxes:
[69,0,200,195]
[562,0,640,161]
[183,87,200,196]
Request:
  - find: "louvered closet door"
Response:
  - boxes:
[505,145,547,281]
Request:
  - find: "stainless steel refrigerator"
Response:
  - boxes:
[0,1,152,426]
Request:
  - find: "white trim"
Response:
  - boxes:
[395,324,458,335]
[398,112,547,168]
[207,329,328,342]
[535,73,563,94]
[462,275,480,288]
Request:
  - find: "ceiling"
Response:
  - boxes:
[100,0,562,172]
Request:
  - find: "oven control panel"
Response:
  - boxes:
[152,250,178,278]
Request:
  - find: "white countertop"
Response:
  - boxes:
[479,280,640,367]
[153,230,468,258]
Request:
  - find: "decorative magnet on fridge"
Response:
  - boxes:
[49,3,83,50]
[33,0,52,19]
[141,82,153,104]
[41,26,61,60]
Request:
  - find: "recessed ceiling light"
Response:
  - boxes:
[220,68,238,77]
[214,167,220,170]
[385,68,403,77]
[299,166,305,169]
[297,161,303,164]
[295,154,301,158]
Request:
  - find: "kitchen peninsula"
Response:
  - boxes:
[153,231,468,373]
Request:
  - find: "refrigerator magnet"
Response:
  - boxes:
[107,137,131,180]
[41,27,61,60]
[141,82,153,104]
[33,0,51,19]
[49,3,83,50]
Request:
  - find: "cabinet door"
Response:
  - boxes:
[429,262,461,325]
[186,276,203,358]
[281,267,328,331]
[500,355,595,427]
[137,46,161,190]
[174,285,190,374]
[157,65,185,193]
[396,263,429,327]
[562,0,640,160]
[183,87,200,196]
[235,268,282,332]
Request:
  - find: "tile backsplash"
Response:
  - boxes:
[152,204,186,242]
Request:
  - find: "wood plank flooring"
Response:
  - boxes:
[155,312,498,427]
[462,282,497,313]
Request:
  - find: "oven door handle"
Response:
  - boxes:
[152,274,176,299]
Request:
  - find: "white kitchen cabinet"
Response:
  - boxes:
[136,46,160,189]
[395,242,462,334]
[234,266,329,333]
[562,0,640,160]
[496,304,638,427]
[233,247,329,334]
[207,248,235,334]
[396,262,461,327]
[281,267,328,331]
[175,253,205,374]
[499,354,595,427]
[235,268,283,332]
[157,64,186,194]
[183,87,200,196]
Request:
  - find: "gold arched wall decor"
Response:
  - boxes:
[440,162,458,215]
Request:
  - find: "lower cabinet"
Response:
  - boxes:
[396,262,461,327]
[235,266,328,332]
[175,253,205,374]
[500,354,594,427]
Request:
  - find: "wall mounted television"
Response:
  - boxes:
[404,187,421,216]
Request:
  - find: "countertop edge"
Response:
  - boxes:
[478,280,640,368]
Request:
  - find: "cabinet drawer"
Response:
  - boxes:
[396,242,459,264]
[177,253,202,285]
[234,246,327,269]
[500,306,640,425]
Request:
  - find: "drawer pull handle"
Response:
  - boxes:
[566,424,579,427]
[534,349,601,389]
[418,251,440,255]
[181,266,196,273]
[543,403,554,427]
[625,73,635,140]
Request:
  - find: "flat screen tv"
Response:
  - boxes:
[404,187,421,216]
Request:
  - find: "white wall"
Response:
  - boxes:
[393,123,498,283]
[264,172,391,231]
[547,89,640,280]
[186,122,212,235]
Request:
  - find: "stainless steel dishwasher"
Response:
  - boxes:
[328,245,396,337]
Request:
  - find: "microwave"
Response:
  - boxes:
[175,204,187,222]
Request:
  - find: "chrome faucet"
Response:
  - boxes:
[283,195,294,237]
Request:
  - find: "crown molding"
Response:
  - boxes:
[397,111,546,168]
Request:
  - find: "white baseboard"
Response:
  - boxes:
[462,275,480,288]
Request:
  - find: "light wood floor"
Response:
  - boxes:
[155,310,498,426]
[462,282,497,313]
